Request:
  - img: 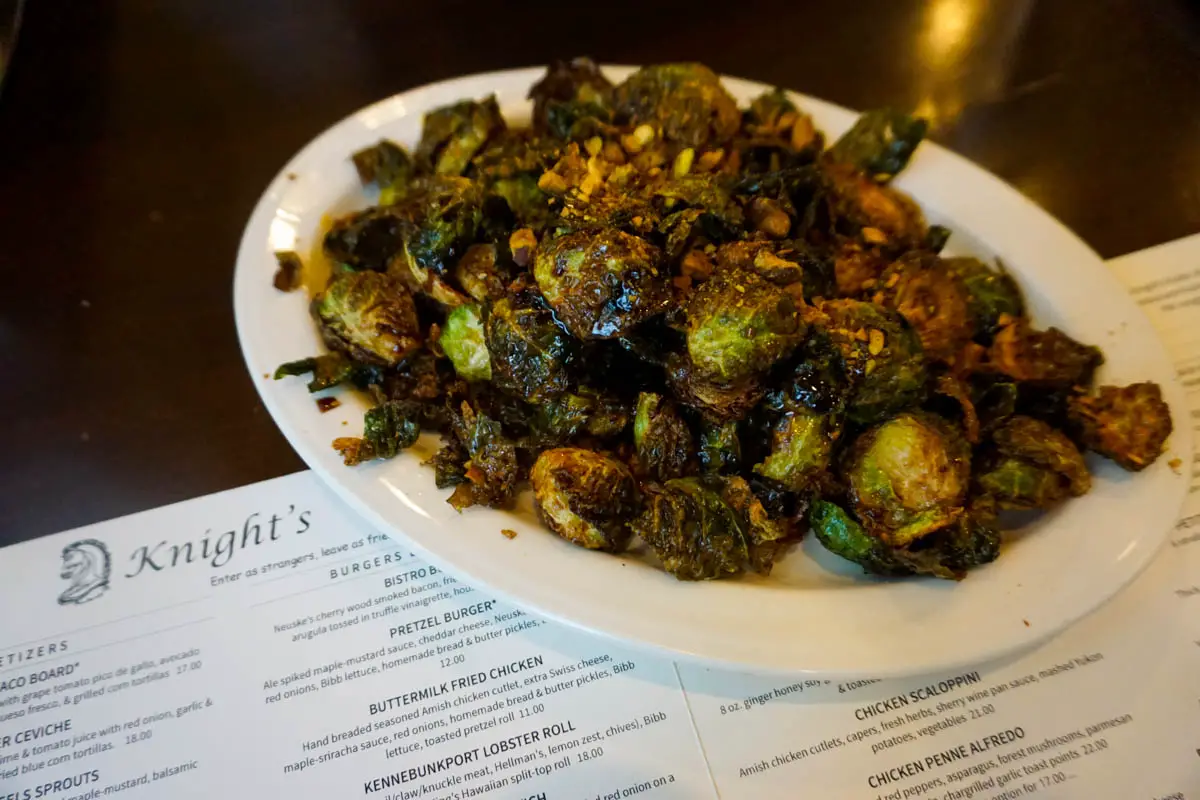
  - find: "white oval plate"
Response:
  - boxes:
[234,67,1190,676]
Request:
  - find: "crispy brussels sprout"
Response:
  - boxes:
[472,133,561,230]
[631,476,785,580]
[929,511,1001,577]
[274,352,384,392]
[533,389,630,443]
[665,354,766,423]
[446,402,520,510]
[531,392,591,442]
[577,388,632,439]
[529,58,614,140]
[352,140,414,204]
[484,298,575,403]
[753,406,838,491]
[810,499,997,580]
[1068,383,1172,471]
[685,269,804,383]
[844,412,970,546]
[824,163,928,248]
[634,392,694,480]
[425,439,468,488]
[452,244,506,303]
[403,176,484,278]
[874,253,975,362]
[531,448,638,552]
[416,96,505,175]
[942,257,1024,336]
[441,304,492,382]
[652,174,744,232]
[332,402,421,466]
[374,352,456,410]
[313,271,421,367]
[613,64,740,149]
[974,379,1019,434]
[988,319,1102,386]
[534,229,670,339]
[976,416,1090,509]
[810,299,927,424]
[810,500,912,576]
[828,109,928,181]
[746,88,796,128]
[699,421,741,474]
[324,207,407,273]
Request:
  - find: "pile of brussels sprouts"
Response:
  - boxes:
[275,60,1173,582]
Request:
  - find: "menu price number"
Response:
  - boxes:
[175,660,203,675]
[1081,738,1108,756]
[574,746,604,765]
[125,730,153,746]
[439,654,465,669]
[518,703,545,720]
[1038,771,1070,789]
[968,703,996,721]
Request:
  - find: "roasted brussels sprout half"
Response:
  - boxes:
[699,421,741,475]
[313,271,421,367]
[942,257,1024,336]
[634,392,694,480]
[529,58,614,140]
[416,96,505,175]
[1068,383,1173,471]
[665,354,767,423]
[828,108,928,181]
[531,448,638,552]
[685,268,805,383]
[352,139,414,204]
[753,406,839,492]
[873,253,976,362]
[987,319,1102,387]
[274,352,384,393]
[534,229,670,339]
[810,299,928,425]
[631,476,785,580]
[441,304,492,382]
[810,499,998,580]
[843,412,970,546]
[324,206,407,273]
[332,402,421,466]
[452,244,506,303]
[976,416,1090,510]
[484,297,575,403]
[534,389,630,443]
[810,500,911,576]
[403,176,484,278]
[613,64,740,149]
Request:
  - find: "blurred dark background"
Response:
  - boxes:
[1,0,1198,544]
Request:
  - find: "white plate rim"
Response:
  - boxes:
[234,65,1192,677]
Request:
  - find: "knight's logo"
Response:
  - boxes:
[58,539,111,605]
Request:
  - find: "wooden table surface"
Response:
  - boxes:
[1,0,1198,546]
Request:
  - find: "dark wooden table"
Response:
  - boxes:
[2,0,1198,546]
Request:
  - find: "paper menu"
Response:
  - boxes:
[0,482,717,800]
[0,234,1198,800]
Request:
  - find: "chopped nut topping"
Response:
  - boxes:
[868,328,885,355]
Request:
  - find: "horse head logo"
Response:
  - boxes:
[58,539,111,605]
